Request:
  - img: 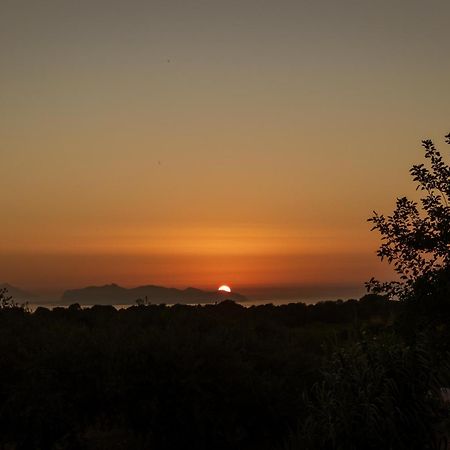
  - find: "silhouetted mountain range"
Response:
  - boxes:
[61,284,247,305]
[0,283,34,301]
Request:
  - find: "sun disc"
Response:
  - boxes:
[218,285,231,293]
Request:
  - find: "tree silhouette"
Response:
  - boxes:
[368,133,450,300]
[0,288,15,309]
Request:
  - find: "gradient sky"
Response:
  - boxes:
[1,0,450,299]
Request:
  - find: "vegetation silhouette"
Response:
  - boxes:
[287,133,450,450]
[368,134,450,299]
[0,291,393,450]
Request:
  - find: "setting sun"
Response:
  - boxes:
[218,285,231,293]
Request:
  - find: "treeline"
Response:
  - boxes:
[0,294,393,450]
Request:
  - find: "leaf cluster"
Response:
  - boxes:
[368,133,450,300]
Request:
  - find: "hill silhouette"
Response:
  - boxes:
[61,283,247,305]
[0,283,34,301]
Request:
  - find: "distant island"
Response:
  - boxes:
[0,283,34,302]
[61,283,247,305]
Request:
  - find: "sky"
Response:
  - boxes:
[1,0,450,299]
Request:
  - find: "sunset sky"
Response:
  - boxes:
[1,0,450,299]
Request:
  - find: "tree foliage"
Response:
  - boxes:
[286,134,450,450]
[368,133,450,300]
[0,288,17,309]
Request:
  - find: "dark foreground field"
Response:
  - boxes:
[0,296,398,450]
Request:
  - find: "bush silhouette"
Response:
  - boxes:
[0,296,394,449]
